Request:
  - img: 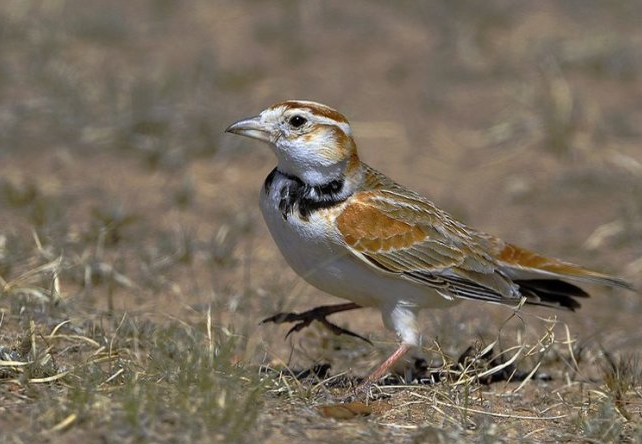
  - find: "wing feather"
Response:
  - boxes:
[335,165,634,308]
[336,169,519,302]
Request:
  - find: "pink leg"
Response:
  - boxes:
[364,343,411,385]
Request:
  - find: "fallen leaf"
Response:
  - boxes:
[318,401,372,419]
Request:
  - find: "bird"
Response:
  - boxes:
[225,100,635,387]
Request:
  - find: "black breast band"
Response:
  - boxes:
[263,168,349,220]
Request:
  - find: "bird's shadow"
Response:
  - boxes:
[260,345,552,389]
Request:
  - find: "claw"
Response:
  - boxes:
[284,319,313,338]
[317,317,373,345]
[260,312,303,324]
[261,303,371,344]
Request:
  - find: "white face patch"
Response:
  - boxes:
[254,101,357,185]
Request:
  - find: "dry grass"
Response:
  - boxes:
[1,0,641,443]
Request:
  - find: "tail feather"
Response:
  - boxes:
[516,279,589,311]
[519,279,590,298]
[564,272,635,292]
[504,265,635,292]
[495,242,636,292]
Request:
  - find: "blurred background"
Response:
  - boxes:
[1,1,642,441]
[1,0,641,383]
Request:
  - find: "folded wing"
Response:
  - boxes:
[336,167,634,310]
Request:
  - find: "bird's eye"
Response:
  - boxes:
[288,115,307,128]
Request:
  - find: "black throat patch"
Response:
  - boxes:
[263,168,348,220]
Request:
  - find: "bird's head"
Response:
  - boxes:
[225,100,360,185]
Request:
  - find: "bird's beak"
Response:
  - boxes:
[225,115,271,143]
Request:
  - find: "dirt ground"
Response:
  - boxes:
[0,1,641,443]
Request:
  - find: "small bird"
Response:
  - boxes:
[225,100,634,385]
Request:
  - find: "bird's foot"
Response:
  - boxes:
[261,303,371,344]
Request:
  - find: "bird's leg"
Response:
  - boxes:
[261,302,371,344]
[344,343,412,401]
[363,343,411,385]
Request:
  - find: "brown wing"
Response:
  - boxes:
[336,165,634,309]
[336,168,521,303]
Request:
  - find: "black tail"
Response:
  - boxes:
[516,279,590,311]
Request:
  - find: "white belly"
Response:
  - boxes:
[258,178,458,311]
